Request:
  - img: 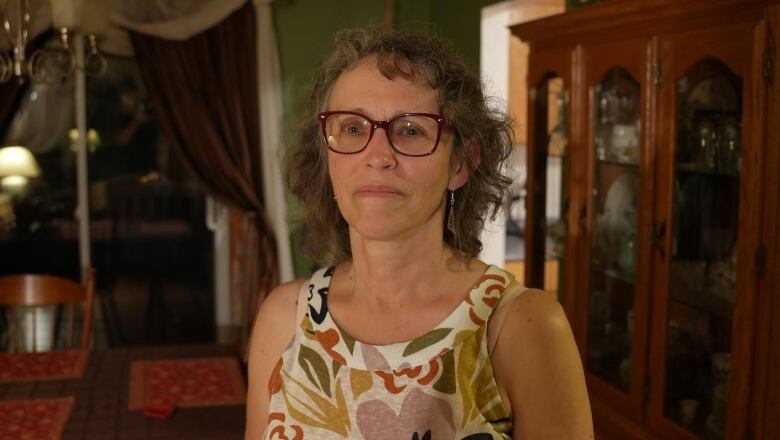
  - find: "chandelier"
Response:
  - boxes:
[0,0,108,83]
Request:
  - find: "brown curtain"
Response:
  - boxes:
[129,2,278,342]
[0,80,25,137]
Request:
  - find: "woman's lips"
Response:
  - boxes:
[354,185,401,197]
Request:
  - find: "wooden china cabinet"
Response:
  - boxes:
[511,1,780,439]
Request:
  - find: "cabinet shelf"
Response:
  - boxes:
[669,285,733,321]
[675,162,739,177]
[591,261,636,285]
[596,157,639,168]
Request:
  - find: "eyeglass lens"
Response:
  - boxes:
[324,113,440,156]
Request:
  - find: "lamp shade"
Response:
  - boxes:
[50,0,85,29]
[0,146,41,178]
[82,0,111,34]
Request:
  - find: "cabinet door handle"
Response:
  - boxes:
[652,221,667,259]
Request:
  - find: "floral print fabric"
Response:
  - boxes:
[263,265,519,440]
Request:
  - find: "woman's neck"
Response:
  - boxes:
[342,228,469,305]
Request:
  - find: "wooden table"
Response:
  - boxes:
[0,344,246,440]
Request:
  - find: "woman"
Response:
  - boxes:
[246,27,593,439]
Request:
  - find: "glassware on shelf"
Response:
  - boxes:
[594,71,640,164]
[695,118,718,170]
[666,58,742,438]
[616,229,637,278]
[707,351,730,438]
[678,398,699,426]
[587,67,641,393]
[594,173,638,265]
[677,65,741,175]
[718,116,741,175]
[609,123,640,163]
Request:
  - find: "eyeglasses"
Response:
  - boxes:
[318,111,447,157]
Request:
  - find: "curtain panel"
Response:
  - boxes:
[0,81,25,137]
[253,0,293,284]
[111,0,245,41]
[129,2,278,345]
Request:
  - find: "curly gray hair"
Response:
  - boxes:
[286,26,514,265]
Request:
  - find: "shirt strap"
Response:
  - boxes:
[295,278,310,324]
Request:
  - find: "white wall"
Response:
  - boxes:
[479,2,514,268]
[479,0,564,268]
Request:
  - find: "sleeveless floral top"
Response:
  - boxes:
[263,265,523,440]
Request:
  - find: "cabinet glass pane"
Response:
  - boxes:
[521,75,568,298]
[543,77,568,299]
[587,67,640,392]
[665,58,741,439]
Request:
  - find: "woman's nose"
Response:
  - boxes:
[364,127,397,169]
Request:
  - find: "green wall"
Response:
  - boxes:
[272,0,501,275]
[273,0,501,135]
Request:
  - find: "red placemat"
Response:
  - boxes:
[0,397,74,440]
[0,349,89,382]
[128,357,246,410]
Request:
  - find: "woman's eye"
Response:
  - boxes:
[340,120,368,136]
[396,124,425,137]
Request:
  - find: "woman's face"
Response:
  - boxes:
[326,57,468,243]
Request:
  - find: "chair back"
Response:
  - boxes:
[0,268,95,352]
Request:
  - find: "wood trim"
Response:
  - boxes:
[592,394,655,440]
[756,6,780,439]
[510,34,530,146]
[724,19,768,440]
[511,0,773,44]
[588,373,643,422]
[527,48,572,86]
[627,33,658,432]
[569,44,588,354]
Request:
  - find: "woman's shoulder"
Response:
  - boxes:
[490,286,593,438]
[264,278,307,307]
[255,278,309,327]
[491,285,577,376]
[500,286,567,332]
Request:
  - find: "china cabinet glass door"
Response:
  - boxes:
[663,58,742,439]
[527,73,569,302]
[586,67,641,393]
[543,76,568,298]
[653,23,760,440]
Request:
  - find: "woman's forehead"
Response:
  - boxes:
[328,58,441,112]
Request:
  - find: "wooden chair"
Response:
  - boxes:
[0,268,95,352]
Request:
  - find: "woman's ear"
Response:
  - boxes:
[448,138,481,191]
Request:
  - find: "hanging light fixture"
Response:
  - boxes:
[0,0,108,83]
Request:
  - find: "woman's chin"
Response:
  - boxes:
[349,222,407,241]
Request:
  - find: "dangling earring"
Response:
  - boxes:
[446,190,456,234]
